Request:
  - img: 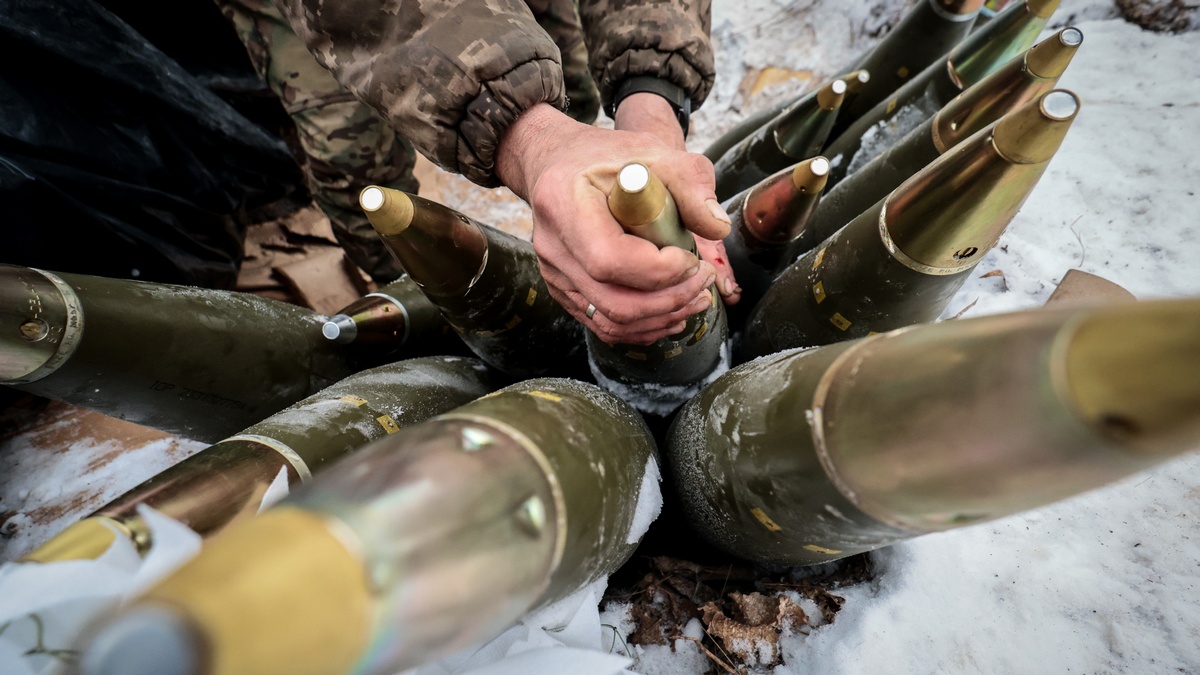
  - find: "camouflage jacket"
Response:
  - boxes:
[276,0,714,187]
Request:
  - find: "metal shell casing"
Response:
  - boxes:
[587,164,729,416]
[947,0,1060,89]
[740,90,1078,361]
[831,0,985,137]
[84,379,657,675]
[1,265,360,442]
[669,298,1200,566]
[713,79,844,202]
[364,187,587,379]
[786,29,1080,264]
[22,356,497,561]
[821,0,1059,189]
[322,275,465,357]
[722,158,830,331]
[703,70,870,166]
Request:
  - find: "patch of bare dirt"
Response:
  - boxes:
[603,553,874,674]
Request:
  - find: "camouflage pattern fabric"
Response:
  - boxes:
[529,0,601,123]
[274,0,714,187]
[216,0,412,282]
[581,0,714,114]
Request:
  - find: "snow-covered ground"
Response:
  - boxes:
[2,1,1199,673]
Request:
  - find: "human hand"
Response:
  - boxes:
[614,93,742,307]
[495,102,733,345]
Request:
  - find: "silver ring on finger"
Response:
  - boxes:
[586,303,597,319]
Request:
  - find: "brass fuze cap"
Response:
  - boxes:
[791,156,831,194]
[360,185,416,236]
[1066,298,1200,458]
[993,89,1080,164]
[839,69,871,94]
[1025,26,1084,79]
[608,163,669,228]
[816,78,848,111]
[79,507,373,675]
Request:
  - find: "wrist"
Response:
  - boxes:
[495,103,576,199]
[609,76,691,138]
[613,93,687,151]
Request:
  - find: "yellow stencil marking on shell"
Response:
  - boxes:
[376,415,401,434]
[896,65,910,79]
[504,315,522,330]
[868,331,880,336]
[692,320,709,342]
[663,346,683,359]
[812,247,826,270]
[813,281,827,304]
[525,288,537,306]
[751,507,783,532]
[338,395,368,406]
[830,313,852,331]
[886,99,898,114]
[804,544,842,555]
[526,391,563,402]
[709,287,718,307]
[626,351,648,361]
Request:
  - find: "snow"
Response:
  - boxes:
[2,2,1199,675]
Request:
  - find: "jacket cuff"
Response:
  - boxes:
[456,58,567,187]
[597,48,713,112]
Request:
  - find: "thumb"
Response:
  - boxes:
[655,152,732,241]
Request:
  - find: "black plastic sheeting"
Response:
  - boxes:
[0,0,305,289]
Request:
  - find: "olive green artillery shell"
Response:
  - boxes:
[738,197,971,362]
[830,0,983,139]
[721,169,825,333]
[83,356,496,551]
[441,222,589,380]
[821,0,1053,188]
[587,287,728,414]
[589,165,730,413]
[666,343,910,566]
[1,265,361,442]
[703,104,781,164]
[787,26,1072,265]
[377,197,587,381]
[438,378,658,603]
[782,118,942,267]
[289,378,656,672]
[713,93,837,202]
[327,275,468,356]
[702,0,981,164]
[670,299,1200,566]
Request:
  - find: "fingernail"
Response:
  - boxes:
[706,199,732,225]
[673,321,687,333]
[722,278,735,296]
[704,274,716,288]
[688,264,700,277]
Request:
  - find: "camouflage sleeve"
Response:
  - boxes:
[580,0,715,111]
[275,0,567,187]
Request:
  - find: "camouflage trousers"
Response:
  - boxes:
[215,0,599,283]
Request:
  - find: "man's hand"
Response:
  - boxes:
[614,93,742,308]
[496,101,739,346]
